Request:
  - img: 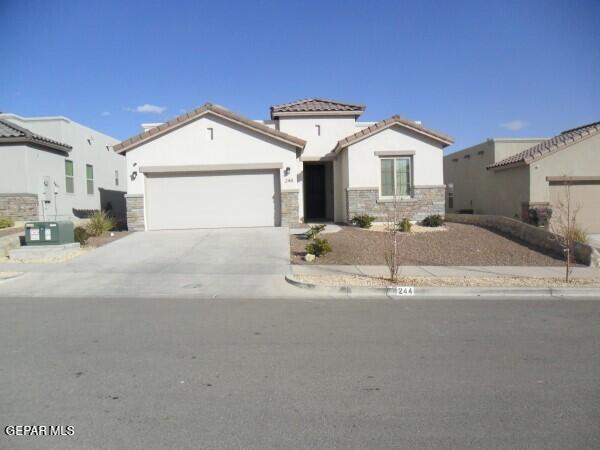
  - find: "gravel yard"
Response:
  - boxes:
[291,222,565,266]
[294,274,600,287]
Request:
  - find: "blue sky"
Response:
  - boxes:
[1,0,598,153]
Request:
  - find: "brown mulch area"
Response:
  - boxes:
[291,223,566,266]
[85,231,130,248]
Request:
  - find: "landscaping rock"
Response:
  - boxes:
[304,253,316,262]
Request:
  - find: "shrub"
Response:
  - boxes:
[305,238,332,257]
[305,224,326,240]
[74,226,89,245]
[567,224,588,244]
[397,218,412,232]
[0,216,15,229]
[86,211,115,237]
[421,214,444,227]
[352,214,375,229]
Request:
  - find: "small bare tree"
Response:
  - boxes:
[383,194,404,281]
[549,177,582,283]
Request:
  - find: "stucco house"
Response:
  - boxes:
[0,114,126,223]
[113,99,453,231]
[444,121,600,233]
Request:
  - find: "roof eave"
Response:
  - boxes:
[0,137,72,153]
[114,105,306,154]
[334,120,453,153]
[486,161,526,171]
[271,110,364,119]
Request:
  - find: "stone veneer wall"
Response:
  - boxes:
[0,193,39,221]
[446,213,599,267]
[346,186,445,222]
[125,194,145,231]
[280,190,299,226]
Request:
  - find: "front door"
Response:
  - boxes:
[304,164,326,220]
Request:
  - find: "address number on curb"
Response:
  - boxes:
[394,286,415,296]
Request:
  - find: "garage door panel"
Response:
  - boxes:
[146,170,280,230]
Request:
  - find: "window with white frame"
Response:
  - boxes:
[65,160,74,194]
[380,157,412,197]
[115,169,119,186]
[86,164,94,195]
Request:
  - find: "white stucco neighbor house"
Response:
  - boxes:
[0,114,126,223]
[113,99,454,231]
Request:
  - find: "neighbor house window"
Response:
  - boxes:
[448,192,454,209]
[115,170,119,186]
[86,164,94,195]
[380,157,412,197]
[65,160,74,194]
[315,124,321,136]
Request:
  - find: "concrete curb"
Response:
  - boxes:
[284,275,600,299]
[0,272,25,283]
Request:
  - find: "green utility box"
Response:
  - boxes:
[24,221,74,246]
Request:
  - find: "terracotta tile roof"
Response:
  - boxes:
[334,115,454,151]
[113,103,306,154]
[0,118,72,151]
[270,98,365,117]
[487,120,600,169]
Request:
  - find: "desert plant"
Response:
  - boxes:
[421,214,444,227]
[397,218,412,233]
[352,214,375,229]
[305,238,332,257]
[567,224,588,244]
[305,224,326,240]
[0,216,15,229]
[74,226,90,245]
[86,211,115,237]
[383,195,409,281]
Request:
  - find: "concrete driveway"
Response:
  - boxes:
[68,228,291,275]
[0,228,299,298]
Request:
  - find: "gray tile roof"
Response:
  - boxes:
[113,103,306,153]
[334,115,454,151]
[270,98,365,117]
[0,118,72,151]
[487,120,600,169]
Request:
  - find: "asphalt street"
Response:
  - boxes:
[0,295,599,449]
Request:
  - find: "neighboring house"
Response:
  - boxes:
[0,114,126,223]
[444,121,600,233]
[114,99,453,231]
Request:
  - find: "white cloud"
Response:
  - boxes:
[500,119,528,131]
[124,104,167,114]
[101,111,110,116]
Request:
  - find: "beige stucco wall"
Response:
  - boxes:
[125,113,300,218]
[530,133,600,233]
[0,114,125,221]
[529,133,600,202]
[444,139,542,217]
[346,126,445,189]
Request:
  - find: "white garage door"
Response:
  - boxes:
[145,170,280,230]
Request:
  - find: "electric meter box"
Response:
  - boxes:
[24,221,74,246]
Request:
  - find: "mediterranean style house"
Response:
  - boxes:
[113,99,454,231]
[444,120,600,233]
[0,113,126,223]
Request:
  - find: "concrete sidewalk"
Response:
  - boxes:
[292,264,600,279]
